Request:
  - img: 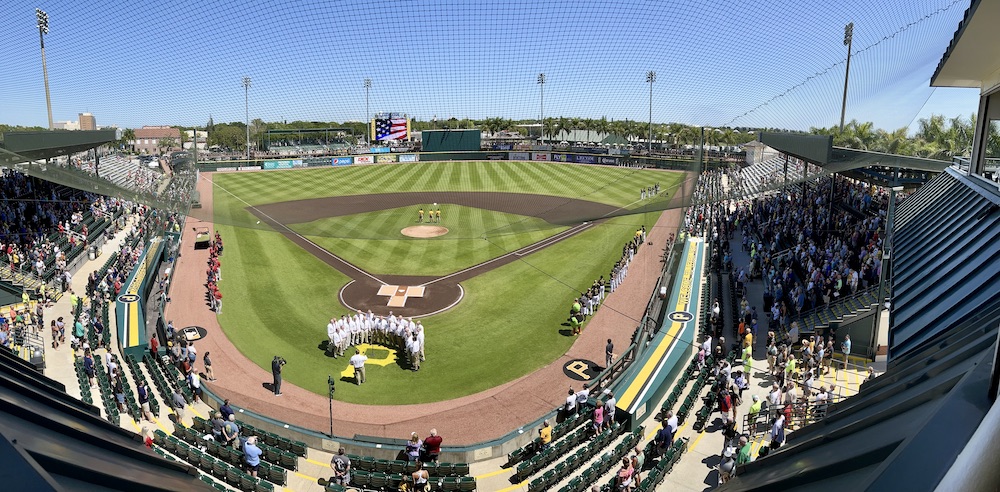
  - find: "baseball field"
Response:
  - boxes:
[209,161,684,404]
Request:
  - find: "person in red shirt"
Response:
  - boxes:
[422,429,443,463]
[149,334,159,359]
[214,289,223,314]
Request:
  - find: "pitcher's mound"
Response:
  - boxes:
[401,225,449,238]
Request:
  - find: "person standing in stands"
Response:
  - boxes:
[203,351,216,381]
[538,420,552,451]
[219,399,235,421]
[330,448,351,486]
[137,381,154,422]
[606,339,615,369]
[148,333,159,359]
[422,429,443,463]
[243,435,263,478]
[405,433,423,461]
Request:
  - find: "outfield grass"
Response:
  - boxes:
[294,205,567,276]
[211,162,684,403]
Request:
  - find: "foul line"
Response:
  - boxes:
[205,174,386,285]
[423,222,596,286]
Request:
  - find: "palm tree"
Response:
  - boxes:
[122,128,136,153]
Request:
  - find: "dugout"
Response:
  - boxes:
[421,129,481,152]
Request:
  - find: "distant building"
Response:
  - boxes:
[53,120,79,130]
[183,129,209,151]
[132,125,182,154]
[79,113,96,131]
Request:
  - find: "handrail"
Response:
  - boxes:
[792,285,880,328]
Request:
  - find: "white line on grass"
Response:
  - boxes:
[204,174,387,285]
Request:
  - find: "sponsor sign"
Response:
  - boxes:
[369,147,392,154]
[551,153,569,162]
[599,156,618,165]
[262,159,302,170]
[237,166,262,171]
[376,155,396,163]
[486,153,506,160]
[398,154,418,162]
[331,157,353,166]
[668,311,694,323]
[531,152,550,161]
[563,359,602,381]
[217,167,237,172]
[575,154,597,164]
[354,155,374,164]
[492,143,513,150]
[509,152,530,161]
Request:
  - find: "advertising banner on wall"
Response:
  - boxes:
[551,153,569,162]
[486,153,506,160]
[509,152,530,161]
[492,143,514,150]
[398,154,418,162]
[369,147,392,154]
[331,157,354,166]
[354,155,375,164]
[263,159,303,170]
[238,166,262,171]
[531,152,550,161]
[599,156,618,165]
[575,154,597,164]
[376,155,396,163]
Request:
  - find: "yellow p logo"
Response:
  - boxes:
[566,361,591,380]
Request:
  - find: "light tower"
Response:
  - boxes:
[646,71,656,152]
[36,8,53,130]
[364,78,372,146]
[537,73,546,143]
[839,22,854,134]
[242,76,252,162]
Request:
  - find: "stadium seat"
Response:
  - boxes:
[369,471,388,489]
[239,472,257,492]
[387,473,404,490]
[441,476,460,492]
[255,479,275,492]
[199,456,215,473]
[267,466,287,486]
[453,463,470,476]
[212,460,228,479]
[351,470,370,488]
[279,451,297,470]
[225,467,242,487]
[458,476,476,492]
[389,460,406,474]
[374,458,390,473]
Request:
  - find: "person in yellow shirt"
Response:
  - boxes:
[538,420,552,451]
[418,208,424,223]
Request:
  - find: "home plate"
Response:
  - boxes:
[377,285,425,307]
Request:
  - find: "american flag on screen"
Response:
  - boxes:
[375,117,408,141]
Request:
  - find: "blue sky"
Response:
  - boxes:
[0,0,979,133]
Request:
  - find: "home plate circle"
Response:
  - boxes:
[401,225,448,238]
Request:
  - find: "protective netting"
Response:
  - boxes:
[0,0,973,236]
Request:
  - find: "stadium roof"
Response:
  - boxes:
[758,132,950,176]
[0,130,116,165]
[931,0,1000,88]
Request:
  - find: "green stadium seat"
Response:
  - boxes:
[199,455,215,473]
[369,472,388,489]
[458,476,477,492]
[358,455,376,472]
[239,472,257,492]
[225,466,242,487]
[268,466,287,486]
[212,460,228,479]
[374,458,390,473]
[279,451,297,470]
[389,459,406,474]
[441,477,460,492]
[351,470,370,488]
[388,473,404,490]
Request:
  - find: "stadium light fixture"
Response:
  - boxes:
[36,8,53,130]
[646,71,656,152]
[537,73,546,144]
[243,76,252,162]
[839,22,854,134]
[364,79,372,146]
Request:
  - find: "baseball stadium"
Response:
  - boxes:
[0,1,999,492]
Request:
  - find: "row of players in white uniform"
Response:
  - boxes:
[325,311,427,370]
